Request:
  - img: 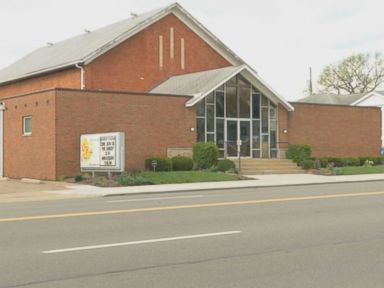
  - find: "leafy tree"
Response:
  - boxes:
[318,52,384,94]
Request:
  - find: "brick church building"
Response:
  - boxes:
[0,3,381,180]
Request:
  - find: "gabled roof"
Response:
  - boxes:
[151,65,294,111]
[0,3,245,85]
[151,65,242,98]
[350,91,384,106]
[297,92,368,105]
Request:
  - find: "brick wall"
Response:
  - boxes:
[0,69,79,99]
[2,90,57,180]
[0,13,230,100]
[55,89,196,178]
[288,103,381,157]
[278,104,289,155]
[85,14,231,92]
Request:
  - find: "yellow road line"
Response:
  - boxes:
[1,191,384,223]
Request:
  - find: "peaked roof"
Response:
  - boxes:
[350,90,384,106]
[151,65,242,97]
[151,65,294,111]
[0,3,245,85]
[297,92,368,105]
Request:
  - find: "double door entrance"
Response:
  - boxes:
[226,119,251,157]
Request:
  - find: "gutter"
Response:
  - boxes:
[75,63,85,90]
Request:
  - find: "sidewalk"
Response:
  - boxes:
[2,173,384,202]
[0,178,88,203]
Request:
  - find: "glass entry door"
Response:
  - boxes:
[226,120,238,157]
[239,121,251,157]
[226,120,251,157]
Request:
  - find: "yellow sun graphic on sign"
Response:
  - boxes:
[81,138,93,160]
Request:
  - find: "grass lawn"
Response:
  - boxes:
[331,165,384,175]
[138,171,240,184]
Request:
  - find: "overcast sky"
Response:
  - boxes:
[1,0,384,100]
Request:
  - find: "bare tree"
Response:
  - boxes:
[318,52,384,94]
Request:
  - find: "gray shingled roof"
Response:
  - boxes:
[0,4,174,85]
[151,65,243,97]
[151,65,295,110]
[0,2,294,111]
[297,92,368,105]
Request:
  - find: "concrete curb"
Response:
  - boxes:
[100,179,384,197]
[50,174,384,198]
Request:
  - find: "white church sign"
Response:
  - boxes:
[80,132,125,172]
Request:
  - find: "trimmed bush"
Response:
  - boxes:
[145,157,172,171]
[217,159,235,172]
[171,156,193,171]
[300,159,314,170]
[359,156,382,166]
[193,142,219,169]
[286,144,312,164]
[341,157,360,167]
[326,157,344,167]
[317,156,382,168]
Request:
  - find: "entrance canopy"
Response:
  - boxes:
[151,65,294,111]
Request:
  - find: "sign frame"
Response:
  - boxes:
[80,132,125,173]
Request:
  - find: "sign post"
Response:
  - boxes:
[151,160,158,172]
[80,132,125,176]
[237,139,242,173]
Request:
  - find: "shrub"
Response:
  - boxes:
[341,157,360,167]
[117,172,131,186]
[145,157,172,171]
[193,142,219,169]
[286,144,312,164]
[326,157,344,167]
[313,158,321,170]
[319,157,329,168]
[300,159,314,170]
[358,156,381,166]
[74,175,83,182]
[217,159,235,172]
[171,156,193,171]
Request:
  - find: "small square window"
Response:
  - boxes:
[23,116,32,136]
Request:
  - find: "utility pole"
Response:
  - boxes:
[309,67,313,95]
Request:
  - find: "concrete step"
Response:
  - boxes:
[233,158,303,175]
[240,163,299,168]
[241,170,305,175]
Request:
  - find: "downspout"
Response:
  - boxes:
[0,102,5,179]
[75,63,85,90]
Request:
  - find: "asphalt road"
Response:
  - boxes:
[1,181,384,288]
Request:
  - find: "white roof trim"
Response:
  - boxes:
[350,91,381,106]
[83,5,178,65]
[84,3,246,67]
[1,3,249,85]
[185,65,294,111]
[185,65,246,106]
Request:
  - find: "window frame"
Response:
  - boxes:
[22,116,32,136]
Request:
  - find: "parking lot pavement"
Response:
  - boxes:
[0,179,87,203]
